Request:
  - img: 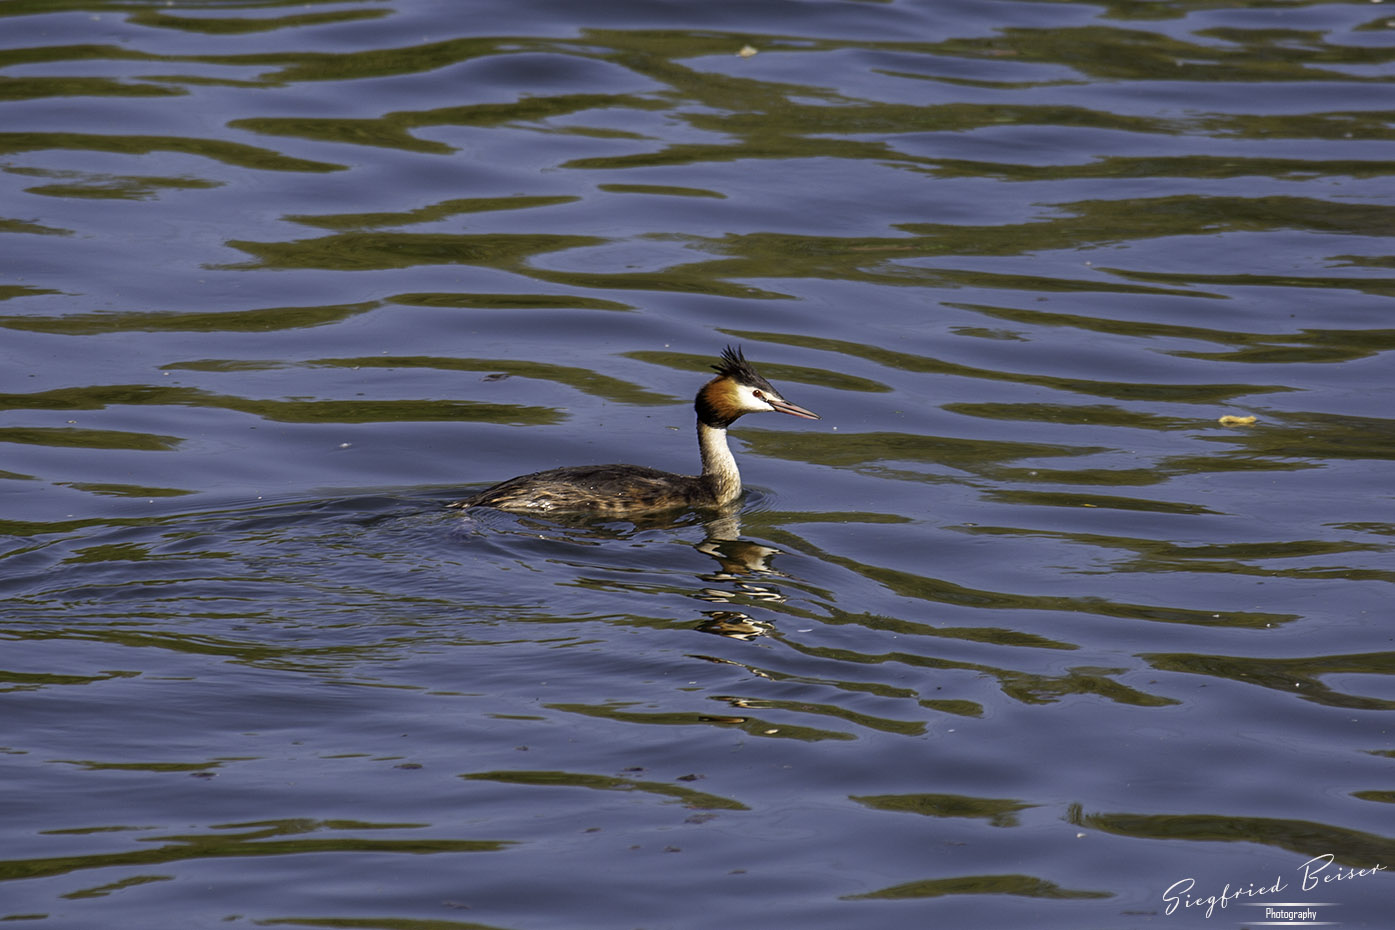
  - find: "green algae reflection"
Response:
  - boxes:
[0,301,380,335]
[0,818,509,883]
[845,873,1112,901]
[220,232,605,272]
[0,383,559,427]
[854,792,1037,827]
[1069,806,1395,869]
[463,769,748,810]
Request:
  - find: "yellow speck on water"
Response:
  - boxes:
[737,45,758,58]
[1218,415,1257,426]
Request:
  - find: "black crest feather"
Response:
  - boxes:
[712,345,764,386]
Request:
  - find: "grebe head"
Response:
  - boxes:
[696,345,821,428]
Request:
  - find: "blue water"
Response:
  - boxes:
[2,1,1394,927]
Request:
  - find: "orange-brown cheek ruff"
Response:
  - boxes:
[449,345,821,515]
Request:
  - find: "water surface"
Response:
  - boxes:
[2,1,1394,927]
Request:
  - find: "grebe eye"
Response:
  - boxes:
[752,390,765,400]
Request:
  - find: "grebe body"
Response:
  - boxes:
[450,346,820,515]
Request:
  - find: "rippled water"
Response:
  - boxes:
[3,1,1394,927]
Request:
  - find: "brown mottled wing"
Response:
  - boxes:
[450,465,709,514]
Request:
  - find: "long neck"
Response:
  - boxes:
[697,420,741,504]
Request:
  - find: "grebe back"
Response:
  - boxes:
[449,346,820,514]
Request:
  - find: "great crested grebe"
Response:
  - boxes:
[449,346,820,514]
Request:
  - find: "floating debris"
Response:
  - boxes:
[737,45,758,58]
[1218,415,1258,427]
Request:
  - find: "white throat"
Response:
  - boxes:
[697,421,741,504]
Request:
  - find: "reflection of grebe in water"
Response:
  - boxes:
[449,346,821,515]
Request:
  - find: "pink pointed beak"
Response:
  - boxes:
[769,397,820,420]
